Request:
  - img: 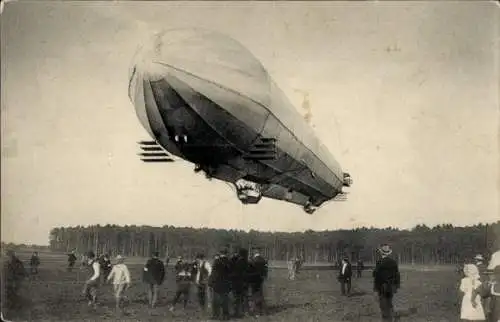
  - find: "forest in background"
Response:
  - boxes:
[46,221,500,265]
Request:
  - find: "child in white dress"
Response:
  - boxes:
[460,264,486,321]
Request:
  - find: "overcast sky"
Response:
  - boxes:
[1,1,498,245]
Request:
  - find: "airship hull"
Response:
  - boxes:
[129,28,348,209]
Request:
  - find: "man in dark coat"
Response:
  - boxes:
[356,259,364,278]
[193,253,212,312]
[169,258,194,311]
[208,248,231,320]
[230,248,250,317]
[30,251,40,275]
[373,244,401,321]
[338,257,352,296]
[143,251,165,308]
[247,249,268,316]
[67,251,77,272]
[99,254,112,282]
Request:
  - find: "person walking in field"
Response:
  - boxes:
[30,251,40,275]
[106,255,131,310]
[99,254,112,282]
[460,263,486,321]
[373,244,401,321]
[169,258,194,312]
[82,251,100,307]
[143,251,165,308]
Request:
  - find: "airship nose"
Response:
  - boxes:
[128,58,156,140]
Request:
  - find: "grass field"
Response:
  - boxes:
[2,251,461,322]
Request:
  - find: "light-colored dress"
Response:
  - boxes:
[460,276,486,320]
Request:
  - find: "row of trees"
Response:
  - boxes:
[49,222,500,265]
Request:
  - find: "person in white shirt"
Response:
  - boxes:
[194,253,212,311]
[82,251,100,307]
[107,255,131,310]
[337,257,352,296]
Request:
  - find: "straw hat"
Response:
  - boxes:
[474,254,485,261]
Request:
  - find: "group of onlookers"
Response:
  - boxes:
[80,246,269,320]
[458,251,500,322]
[4,246,500,321]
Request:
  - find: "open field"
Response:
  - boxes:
[2,252,461,321]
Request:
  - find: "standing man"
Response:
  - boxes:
[356,259,364,278]
[194,253,212,312]
[338,257,352,296]
[208,248,231,320]
[30,251,40,275]
[82,251,100,307]
[248,249,268,316]
[67,250,77,272]
[474,254,492,319]
[287,258,296,280]
[231,248,250,318]
[143,251,165,308]
[373,244,400,321]
[296,257,304,277]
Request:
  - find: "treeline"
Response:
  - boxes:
[48,222,500,265]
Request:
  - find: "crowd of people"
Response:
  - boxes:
[79,246,269,320]
[2,245,500,321]
[458,251,500,322]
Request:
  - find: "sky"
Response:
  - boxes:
[1,1,499,245]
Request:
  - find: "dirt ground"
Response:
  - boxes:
[2,253,460,321]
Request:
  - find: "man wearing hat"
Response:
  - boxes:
[106,255,131,310]
[82,251,101,307]
[208,247,231,320]
[248,248,268,316]
[338,257,353,296]
[230,247,250,318]
[474,253,493,319]
[373,244,400,321]
[143,251,166,308]
[193,253,212,312]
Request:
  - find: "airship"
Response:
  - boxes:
[128,28,352,214]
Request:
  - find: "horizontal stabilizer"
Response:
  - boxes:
[140,146,164,152]
[141,158,174,163]
[138,140,158,146]
[138,152,170,157]
[138,140,174,162]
